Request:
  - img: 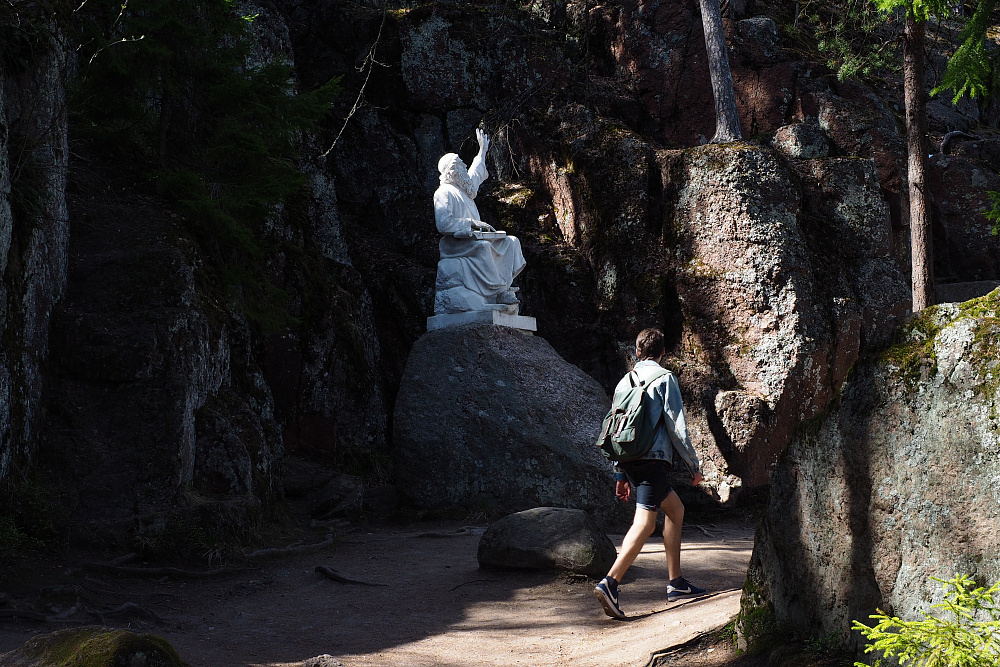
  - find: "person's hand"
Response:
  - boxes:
[473,220,496,232]
[476,128,490,156]
[692,472,703,486]
[615,480,631,502]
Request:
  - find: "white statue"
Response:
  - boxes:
[433,129,526,314]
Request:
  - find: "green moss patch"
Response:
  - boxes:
[879,288,1000,393]
[3,627,187,667]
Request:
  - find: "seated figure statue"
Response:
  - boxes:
[433,129,526,314]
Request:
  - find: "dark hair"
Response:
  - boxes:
[635,328,665,361]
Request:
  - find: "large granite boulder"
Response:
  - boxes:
[663,145,907,488]
[477,507,617,578]
[393,324,620,524]
[742,288,1000,647]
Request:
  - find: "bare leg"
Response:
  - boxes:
[660,490,685,580]
[607,507,657,582]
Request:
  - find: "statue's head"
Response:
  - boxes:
[438,152,477,198]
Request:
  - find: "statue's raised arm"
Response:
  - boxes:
[432,130,526,315]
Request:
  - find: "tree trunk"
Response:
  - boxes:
[699,0,742,143]
[904,15,933,311]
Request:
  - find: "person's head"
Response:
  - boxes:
[438,152,477,198]
[635,328,665,361]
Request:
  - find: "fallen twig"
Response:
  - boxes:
[109,552,139,566]
[415,526,485,538]
[685,524,716,538]
[315,565,387,587]
[450,579,494,592]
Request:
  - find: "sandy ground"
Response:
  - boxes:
[0,519,753,667]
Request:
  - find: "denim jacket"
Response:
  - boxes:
[612,360,701,479]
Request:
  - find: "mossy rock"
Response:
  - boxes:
[0,627,187,667]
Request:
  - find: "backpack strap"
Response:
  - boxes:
[635,367,669,387]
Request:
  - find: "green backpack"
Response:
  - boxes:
[596,368,668,463]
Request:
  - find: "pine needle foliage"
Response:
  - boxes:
[71,0,340,331]
[933,4,997,103]
[792,0,901,80]
[853,574,1000,667]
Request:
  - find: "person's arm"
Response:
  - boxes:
[661,373,701,482]
[467,128,490,192]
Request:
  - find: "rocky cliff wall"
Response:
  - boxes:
[742,288,1000,646]
[1,0,998,542]
[0,29,69,485]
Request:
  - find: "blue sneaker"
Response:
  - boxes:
[594,577,625,619]
[666,578,707,601]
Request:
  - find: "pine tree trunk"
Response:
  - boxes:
[904,15,933,311]
[699,0,742,143]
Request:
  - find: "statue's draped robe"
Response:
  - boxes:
[433,157,525,312]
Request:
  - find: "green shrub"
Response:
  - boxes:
[0,476,63,557]
[853,574,1000,666]
[983,191,1000,236]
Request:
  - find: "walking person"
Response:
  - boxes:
[594,328,705,619]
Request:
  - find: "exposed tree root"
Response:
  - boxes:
[315,565,387,587]
[80,563,243,579]
[246,535,336,562]
[0,609,48,622]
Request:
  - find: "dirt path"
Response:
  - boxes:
[0,520,753,667]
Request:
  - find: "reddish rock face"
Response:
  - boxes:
[664,146,906,487]
[927,154,1000,283]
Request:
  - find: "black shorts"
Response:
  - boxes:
[618,459,674,512]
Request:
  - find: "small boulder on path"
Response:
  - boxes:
[0,626,186,667]
[477,507,617,578]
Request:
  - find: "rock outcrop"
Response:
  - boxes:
[393,324,621,523]
[477,507,617,578]
[742,288,1000,645]
[0,27,69,484]
[39,195,284,542]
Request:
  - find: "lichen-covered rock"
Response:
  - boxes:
[743,288,1000,645]
[477,507,617,577]
[772,123,829,159]
[393,324,622,524]
[734,16,782,64]
[0,626,187,667]
[309,473,363,519]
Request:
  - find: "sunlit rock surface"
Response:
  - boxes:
[744,289,1000,643]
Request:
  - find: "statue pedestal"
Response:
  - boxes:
[427,306,537,332]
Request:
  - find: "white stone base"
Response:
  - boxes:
[427,308,537,332]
